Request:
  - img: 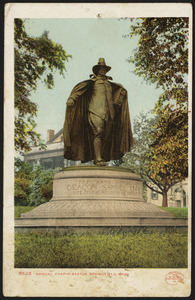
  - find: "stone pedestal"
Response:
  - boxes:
[14,165,187,229]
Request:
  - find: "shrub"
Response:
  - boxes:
[14,158,33,206]
[14,177,31,206]
[28,165,57,206]
[14,158,59,206]
[40,182,53,201]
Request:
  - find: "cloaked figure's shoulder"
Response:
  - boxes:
[111,81,126,90]
[69,80,93,95]
[72,79,92,88]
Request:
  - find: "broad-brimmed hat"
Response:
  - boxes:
[92,58,111,75]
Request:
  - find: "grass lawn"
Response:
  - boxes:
[15,206,37,218]
[15,231,188,268]
[159,207,188,218]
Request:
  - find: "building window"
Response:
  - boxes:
[41,159,53,170]
[40,156,65,170]
[151,191,158,200]
[53,156,64,169]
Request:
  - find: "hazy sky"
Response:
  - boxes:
[24,18,163,142]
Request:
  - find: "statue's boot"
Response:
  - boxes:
[94,137,106,166]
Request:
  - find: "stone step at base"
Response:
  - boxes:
[20,199,174,219]
[15,216,187,227]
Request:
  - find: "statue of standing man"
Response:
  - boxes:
[63,58,133,166]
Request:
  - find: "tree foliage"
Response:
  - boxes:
[28,165,57,206]
[129,18,188,102]
[14,19,72,153]
[150,105,188,180]
[122,112,156,200]
[14,177,31,205]
[14,158,33,205]
[129,17,188,148]
[40,182,53,201]
[124,18,189,206]
[14,158,58,206]
[123,111,187,207]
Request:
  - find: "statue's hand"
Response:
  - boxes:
[66,99,75,107]
[114,104,121,113]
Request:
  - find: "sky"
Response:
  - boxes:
[24,18,163,142]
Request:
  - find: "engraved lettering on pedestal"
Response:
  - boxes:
[53,177,143,200]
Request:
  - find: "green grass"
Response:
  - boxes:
[15,206,37,218]
[15,231,188,268]
[158,207,188,218]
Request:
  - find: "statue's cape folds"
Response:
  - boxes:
[63,79,133,162]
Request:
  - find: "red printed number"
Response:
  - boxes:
[19,271,31,275]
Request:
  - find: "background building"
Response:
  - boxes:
[24,129,80,170]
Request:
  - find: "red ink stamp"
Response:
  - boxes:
[165,271,184,285]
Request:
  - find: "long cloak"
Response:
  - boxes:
[63,79,133,162]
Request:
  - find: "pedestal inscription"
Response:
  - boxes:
[53,177,143,201]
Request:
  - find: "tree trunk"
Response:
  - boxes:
[162,190,168,207]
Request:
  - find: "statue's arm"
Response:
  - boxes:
[112,82,127,107]
[66,81,91,107]
[114,89,127,106]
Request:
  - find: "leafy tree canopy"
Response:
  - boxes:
[129,17,188,140]
[129,17,188,105]
[150,104,188,181]
[124,18,189,206]
[123,112,156,188]
[123,110,187,207]
[14,18,72,153]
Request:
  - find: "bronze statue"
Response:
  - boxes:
[63,58,133,166]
